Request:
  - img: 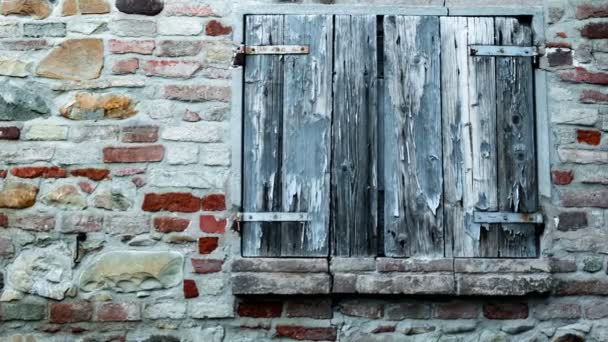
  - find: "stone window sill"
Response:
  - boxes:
[230,257,555,296]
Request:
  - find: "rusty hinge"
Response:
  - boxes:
[233,44,309,67]
[473,211,544,224]
[237,212,311,222]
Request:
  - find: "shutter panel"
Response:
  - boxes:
[242,15,333,257]
[441,17,539,258]
[331,15,378,257]
[382,16,443,257]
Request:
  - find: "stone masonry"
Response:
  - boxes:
[1,0,608,341]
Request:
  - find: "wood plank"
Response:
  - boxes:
[242,15,284,257]
[332,15,378,257]
[281,15,333,257]
[383,16,443,257]
[493,17,538,258]
[440,16,476,258]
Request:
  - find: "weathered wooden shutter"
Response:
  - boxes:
[441,17,539,258]
[242,15,333,257]
[382,16,444,258]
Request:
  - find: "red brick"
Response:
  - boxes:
[163,3,217,16]
[434,302,479,319]
[0,127,20,140]
[340,301,383,319]
[371,325,396,334]
[71,168,110,181]
[285,299,333,319]
[95,302,141,322]
[241,323,272,330]
[199,215,226,233]
[577,129,602,145]
[582,22,608,39]
[554,279,608,295]
[483,302,528,320]
[561,67,608,84]
[112,58,139,75]
[0,170,6,178]
[115,168,145,177]
[143,193,201,213]
[205,20,232,36]
[164,85,231,102]
[556,32,568,38]
[183,279,199,299]
[580,89,608,103]
[1,39,47,50]
[198,237,219,254]
[191,258,224,274]
[103,145,165,163]
[78,181,95,194]
[122,126,159,143]
[201,194,226,211]
[552,170,574,185]
[546,42,571,49]
[561,190,608,208]
[10,214,55,232]
[577,3,608,19]
[11,166,67,179]
[50,302,93,324]
[153,216,190,233]
[275,325,338,342]
[548,49,572,67]
[237,299,283,318]
[144,60,201,78]
[0,213,7,227]
[108,39,155,54]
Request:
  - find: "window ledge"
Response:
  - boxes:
[231,257,553,296]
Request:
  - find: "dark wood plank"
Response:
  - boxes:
[331,15,378,257]
[242,15,284,257]
[383,16,443,257]
[493,17,538,258]
[281,15,333,257]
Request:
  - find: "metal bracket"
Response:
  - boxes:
[469,45,538,57]
[233,44,309,67]
[473,212,544,224]
[237,212,311,222]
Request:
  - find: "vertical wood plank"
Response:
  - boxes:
[332,15,378,257]
[281,15,333,257]
[440,17,476,258]
[383,16,443,257]
[493,17,538,258]
[242,15,284,257]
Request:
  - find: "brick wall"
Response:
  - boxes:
[0,0,607,341]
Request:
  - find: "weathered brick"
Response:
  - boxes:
[549,258,578,273]
[553,279,608,295]
[70,168,110,181]
[60,213,103,233]
[144,60,201,78]
[0,22,20,38]
[385,303,431,320]
[581,22,608,39]
[1,302,47,321]
[144,301,187,319]
[0,170,6,179]
[377,258,453,272]
[112,58,139,75]
[483,302,528,320]
[154,216,190,233]
[201,194,226,211]
[199,215,226,234]
[158,18,203,36]
[122,126,159,143]
[577,3,608,19]
[142,193,201,213]
[535,303,581,320]
[232,273,331,295]
[457,274,552,296]
[561,67,608,84]
[183,279,199,299]
[577,129,602,145]
[11,166,67,179]
[9,213,55,232]
[0,39,48,51]
[557,212,588,231]
[434,302,479,319]
[0,126,20,140]
[103,145,165,163]
[95,302,141,322]
[552,170,574,185]
[275,325,337,342]
[105,214,150,236]
[50,302,93,324]
[340,301,383,319]
[206,20,232,36]
[70,125,120,143]
[0,237,13,256]
[164,2,218,16]
[164,85,231,102]
[546,41,571,49]
[232,258,327,273]
[285,298,333,319]
[561,190,608,208]
[156,40,204,57]
[198,237,219,254]
[558,148,608,164]
[237,299,282,318]
[585,302,608,319]
[547,48,572,67]
[108,39,155,54]
[191,258,224,274]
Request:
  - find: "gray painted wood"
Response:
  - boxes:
[281,15,333,257]
[383,16,443,257]
[242,15,284,257]
[332,15,378,257]
[491,17,538,258]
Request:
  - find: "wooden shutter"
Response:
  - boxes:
[441,17,538,258]
[382,16,444,258]
[242,15,333,257]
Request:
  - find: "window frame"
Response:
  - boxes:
[229,4,551,258]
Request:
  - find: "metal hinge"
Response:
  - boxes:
[473,211,544,224]
[237,212,312,222]
[469,45,539,57]
[232,44,309,67]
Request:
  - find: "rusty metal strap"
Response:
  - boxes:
[469,45,538,57]
[237,212,311,222]
[237,45,309,55]
[473,211,544,224]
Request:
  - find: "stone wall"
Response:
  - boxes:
[0,0,607,341]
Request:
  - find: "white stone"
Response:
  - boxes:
[68,21,105,35]
[0,145,54,163]
[54,145,101,165]
[551,107,598,126]
[6,243,73,300]
[161,123,225,143]
[558,148,608,164]
[189,296,235,318]
[0,22,19,38]
[200,144,231,166]
[186,327,225,342]
[0,58,31,77]
[109,19,156,37]
[167,144,199,165]
[149,167,229,189]
[158,18,203,36]
[23,123,68,141]
[138,100,178,121]
[197,275,226,295]
[144,301,187,319]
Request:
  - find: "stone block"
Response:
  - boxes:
[232,258,328,273]
[456,274,552,296]
[231,272,331,295]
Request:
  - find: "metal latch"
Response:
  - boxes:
[237,212,312,222]
[469,45,539,57]
[473,211,544,224]
[233,44,309,67]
